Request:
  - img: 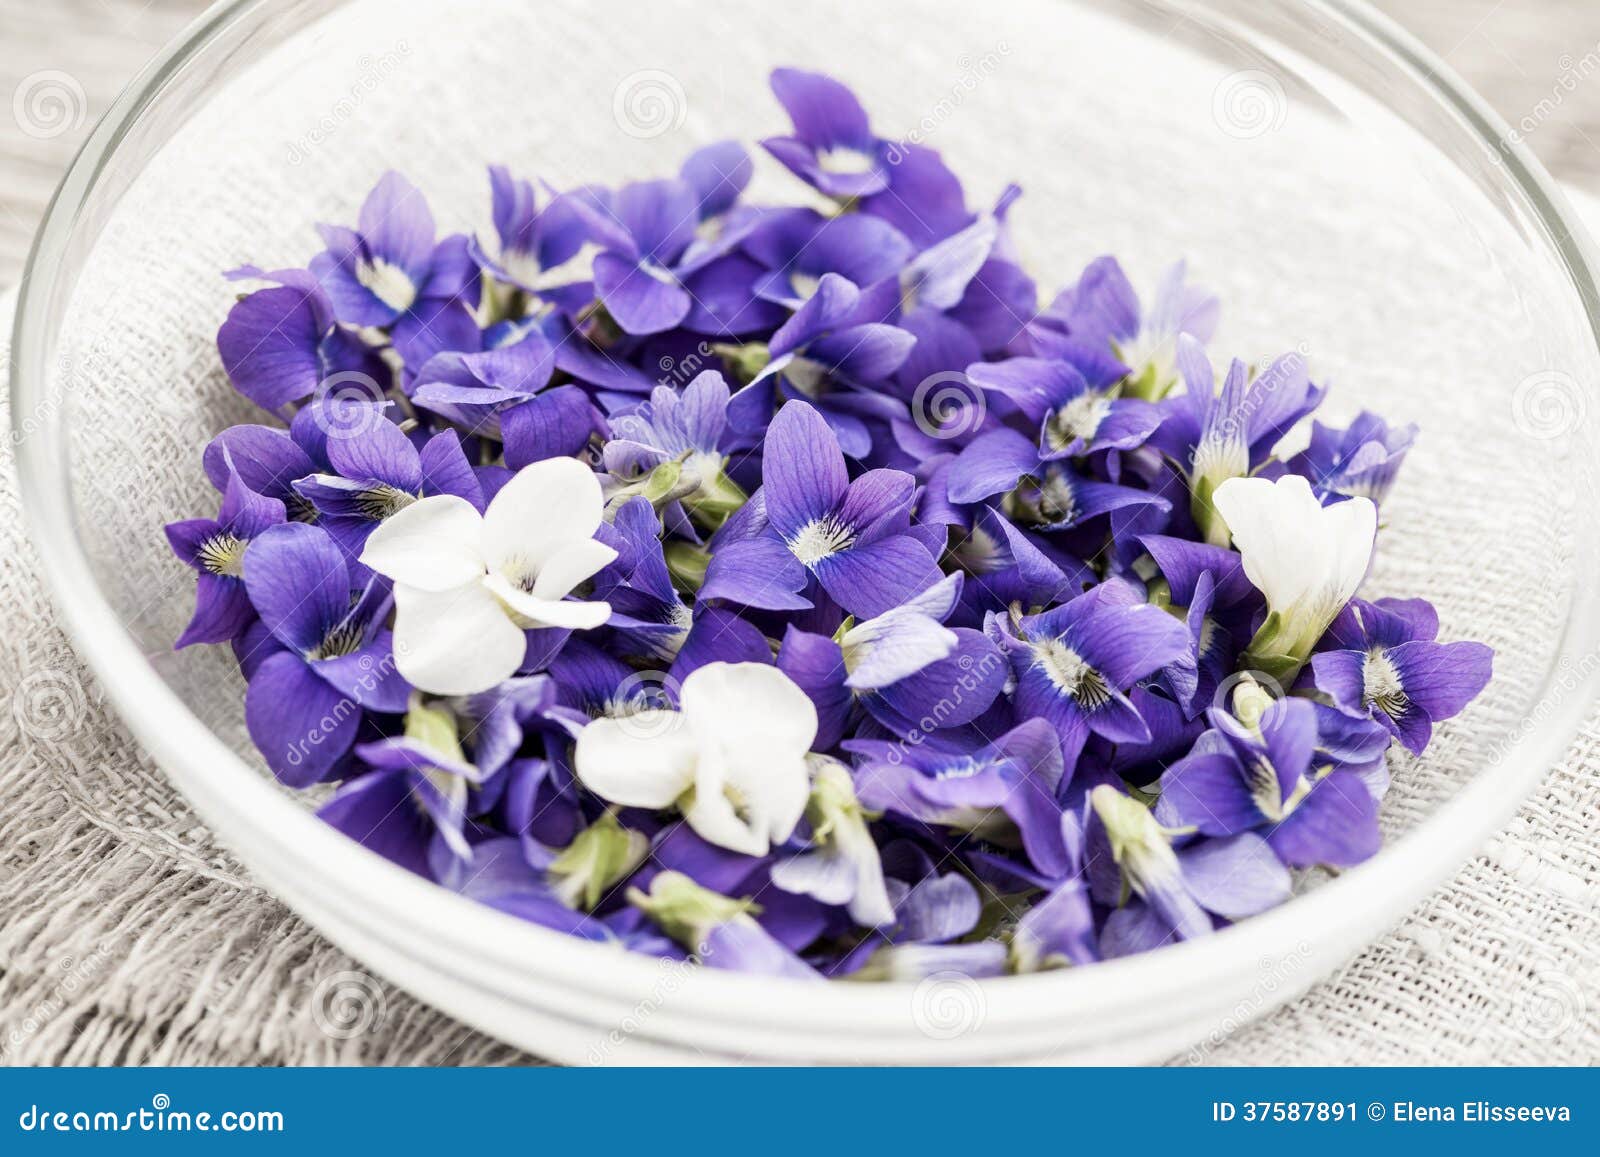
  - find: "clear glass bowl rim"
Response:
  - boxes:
[11,0,1600,1050]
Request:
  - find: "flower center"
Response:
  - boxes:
[197,532,247,577]
[1038,470,1078,525]
[787,516,855,568]
[639,259,679,286]
[1191,427,1249,487]
[789,272,821,301]
[308,621,364,662]
[1247,754,1285,821]
[496,555,541,595]
[1033,639,1112,709]
[1362,648,1409,717]
[287,493,319,524]
[1045,394,1112,452]
[356,256,418,313]
[951,525,1003,575]
[354,484,418,522]
[784,358,829,398]
[818,146,875,175]
[682,449,724,486]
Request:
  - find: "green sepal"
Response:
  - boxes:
[549,813,648,911]
[1239,610,1312,686]
[1120,358,1170,402]
[665,541,711,594]
[680,464,748,532]
[1189,472,1233,549]
[403,693,466,765]
[711,341,771,385]
[627,870,755,951]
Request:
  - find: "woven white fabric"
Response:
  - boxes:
[2,0,1596,1064]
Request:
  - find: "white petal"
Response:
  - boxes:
[841,612,958,690]
[891,570,964,622]
[1321,493,1377,605]
[482,456,605,573]
[393,581,525,695]
[482,572,612,631]
[360,495,485,592]
[835,819,896,927]
[683,742,789,855]
[573,712,697,809]
[1212,475,1327,611]
[531,538,619,601]
[738,751,813,848]
[680,663,818,753]
[770,846,857,906]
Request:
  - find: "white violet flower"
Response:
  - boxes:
[1212,474,1376,679]
[573,662,818,855]
[360,456,617,695]
[770,756,895,927]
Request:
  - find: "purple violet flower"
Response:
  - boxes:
[165,462,286,648]
[1032,256,1219,400]
[851,717,1072,879]
[1309,597,1493,756]
[1290,410,1419,507]
[702,400,942,618]
[309,172,481,361]
[238,522,410,785]
[761,68,892,200]
[1154,694,1382,868]
[216,266,387,417]
[469,165,598,306]
[726,272,916,458]
[991,578,1191,771]
[292,418,485,557]
[1087,785,1290,955]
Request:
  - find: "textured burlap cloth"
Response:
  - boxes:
[3,0,1598,1064]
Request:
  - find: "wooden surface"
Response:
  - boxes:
[3,0,1600,285]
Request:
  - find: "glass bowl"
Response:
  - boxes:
[12,0,1600,1063]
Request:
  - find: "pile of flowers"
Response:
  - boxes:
[168,68,1492,978]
